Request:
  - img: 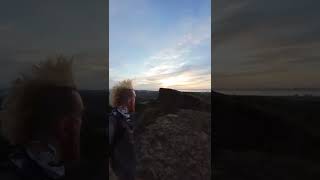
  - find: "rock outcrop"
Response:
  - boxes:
[158,88,211,113]
[134,88,211,180]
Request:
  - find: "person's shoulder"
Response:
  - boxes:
[0,159,21,180]
[0,146,55,180]
[0,172,21,180]
[108,111,117,121]
[109,108,120,119]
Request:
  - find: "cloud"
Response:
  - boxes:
[131,17,211,90]
[0,48,107,89]
[109,1,211,91]
[0,24,12,32]
[72,51,107,90]
[0,0,107,90]
[213,0,320,89]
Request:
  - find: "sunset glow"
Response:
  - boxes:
[110,0,211,91]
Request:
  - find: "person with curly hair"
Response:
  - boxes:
[0,56,85,180]
[109,79,136,180]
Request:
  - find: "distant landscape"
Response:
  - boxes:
[2,88,319,179]
[212,91,320,179]
[215,89,320,96]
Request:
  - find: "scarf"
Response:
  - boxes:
[10,141,65,179]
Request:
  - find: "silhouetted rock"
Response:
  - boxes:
[211,91,224,96]
[158,88,211,113]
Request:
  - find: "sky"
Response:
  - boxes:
[0,0,107,90]
[109,0,211,91]
[214,0,320,90]
[2,0,319,92]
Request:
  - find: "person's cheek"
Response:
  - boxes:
[62,119,81,161]
[132,99,136,112]
[75,118,82,131]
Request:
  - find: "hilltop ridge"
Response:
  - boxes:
[133,88,211,180]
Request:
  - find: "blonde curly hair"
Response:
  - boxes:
[110,79,135,107]
[0,55,77,145]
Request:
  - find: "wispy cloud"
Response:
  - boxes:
[134,17,211,90]
[0,0,107,89]
[110,15,211,91]
[109,0,211,91]
[213,0,320,89]
[0,48,107,89]
[0,24,12,31]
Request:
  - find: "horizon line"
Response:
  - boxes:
[214,88,320,91]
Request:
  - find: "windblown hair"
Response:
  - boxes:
[110,79,134,107]
[0,55,77,145]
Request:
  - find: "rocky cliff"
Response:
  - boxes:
[133,88,211,180]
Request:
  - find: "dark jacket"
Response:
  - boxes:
[109,108,136,180]
[0,145,65,180]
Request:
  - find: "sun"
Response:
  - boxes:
[159,75,190,88]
